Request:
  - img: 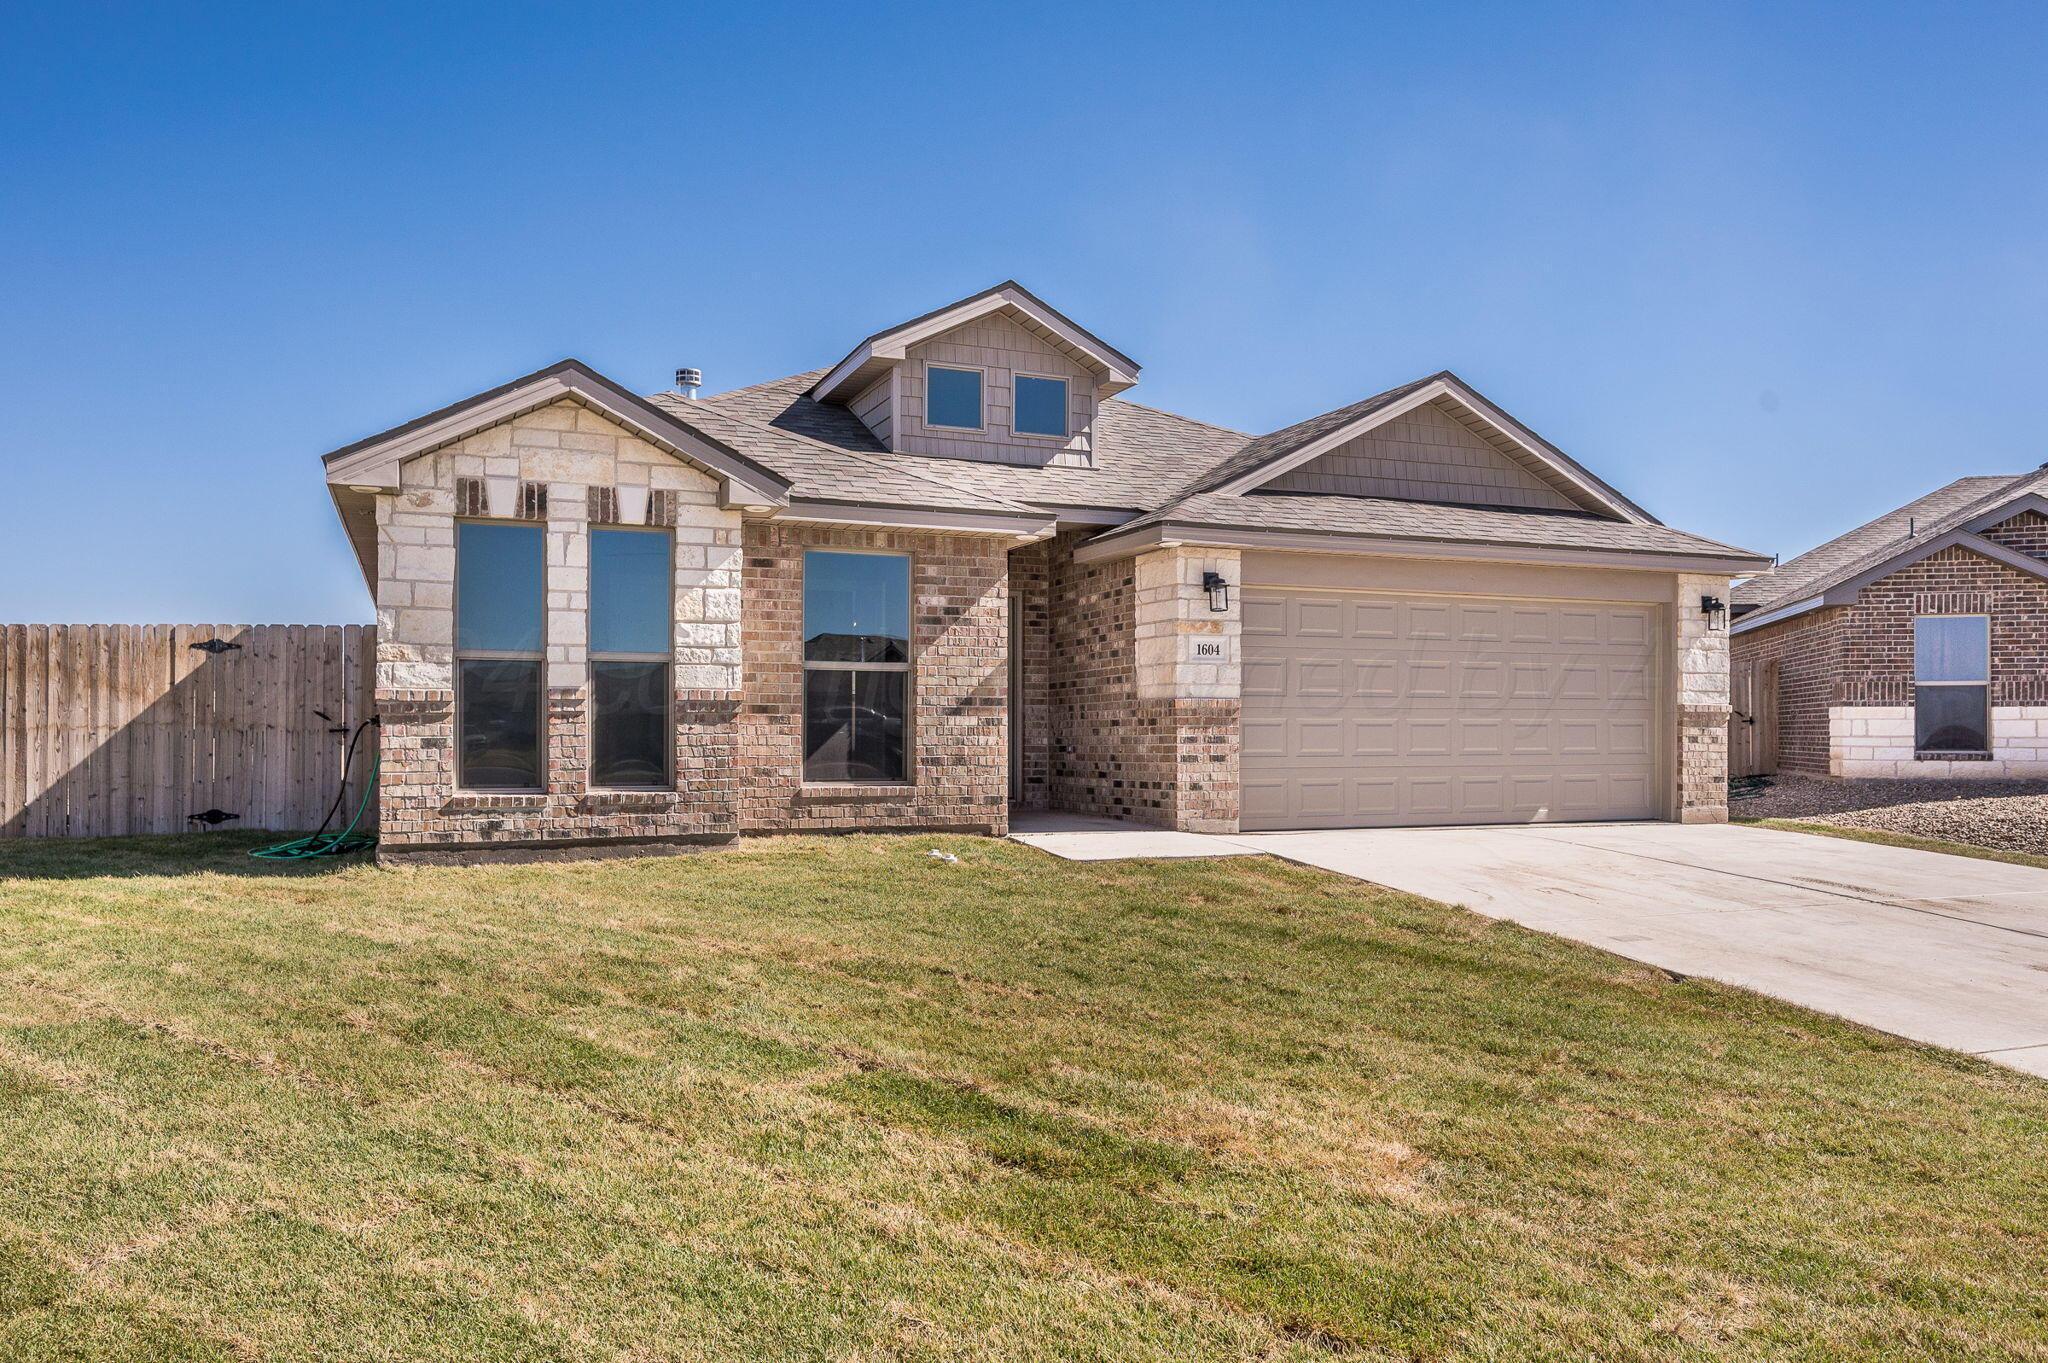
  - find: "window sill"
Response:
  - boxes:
[1914,750,1993,761]
[447,792,549,810]
[582,789,682,807]
[796,782,915,800]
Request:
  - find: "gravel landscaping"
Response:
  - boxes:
[1733,773,2048,855]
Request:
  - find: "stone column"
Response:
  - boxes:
[544,480,590,800]
[1134,546,1242,832]
[1673,572,1731,823]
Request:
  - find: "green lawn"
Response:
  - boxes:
[0,834,2043,1362]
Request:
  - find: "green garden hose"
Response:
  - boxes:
[250,721,380,861]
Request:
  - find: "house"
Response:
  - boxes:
[1730,469,2048,777]
[322,282,1767,857]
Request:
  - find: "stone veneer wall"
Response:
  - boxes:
[375,398,743,853]
[1133,546,1242,833]
[1673,572,1733,823]
[736,521,1010,834]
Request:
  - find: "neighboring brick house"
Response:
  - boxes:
[1731,473,2048,778]
[322,282,1765,858]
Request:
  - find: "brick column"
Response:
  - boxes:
[1674,572,1731,823]
[1133,547,1242,832]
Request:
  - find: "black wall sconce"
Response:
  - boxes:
[1700,594,1727,631]
[1202,570,1231,613]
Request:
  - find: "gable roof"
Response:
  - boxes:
[1733,470,2048,626]
[322,358,791,507]
[808,281,1141,404]
[1174,370,1655,523]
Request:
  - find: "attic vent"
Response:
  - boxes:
[455,477,487,517]
[517,481,548,521]
[587,485,619,525]
[675,367,703,400]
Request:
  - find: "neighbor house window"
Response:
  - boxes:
[803,550,910,782]
[925,365,983,431]
[589,528,672,788]
[456,521,544,790]
[1013,375,1069,437]
[1914,615,1989,753]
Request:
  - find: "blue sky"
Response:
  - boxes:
[3,2,2044,623]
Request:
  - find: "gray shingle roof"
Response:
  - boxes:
[1733,473,2041,615]
[1105,491,1761,561]
[644,390,1043,515]
[689,371,1250,512]
[666,364,1765,567]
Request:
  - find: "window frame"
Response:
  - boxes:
[1912,613,1991,755]
[453,518,547,793]
[922,363,986,433]
[1011,371,1071,440]
[588,525,675,791]
[801,547,915,786]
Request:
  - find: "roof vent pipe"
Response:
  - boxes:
[1908,516,1916,537]
[675,367,703,400]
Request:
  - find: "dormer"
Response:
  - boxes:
[808,281,1140,469]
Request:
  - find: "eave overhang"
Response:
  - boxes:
[1073,520,1771,576]
[772,499,1058,541]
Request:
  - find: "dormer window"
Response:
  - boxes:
[1014,375,1069,438]
[925,365,984,431]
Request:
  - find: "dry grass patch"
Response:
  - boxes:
[0,832,2043,1360]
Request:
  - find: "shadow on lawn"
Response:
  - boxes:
[0,831,368,881]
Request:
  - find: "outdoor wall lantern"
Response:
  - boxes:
[1700,594,1727,631]
[1202,571,1231,613]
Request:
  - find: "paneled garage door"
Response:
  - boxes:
[1240,589,1660,830]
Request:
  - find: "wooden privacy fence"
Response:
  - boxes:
[1729,656,1779,778]
[0,625,377,839]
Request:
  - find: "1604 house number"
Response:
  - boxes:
[1192,641,1224,658]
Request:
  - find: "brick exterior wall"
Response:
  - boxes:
[1009,540,1052,810]
[736,521,1011,835]
[1731,511,2048,778]
[1727,607,1845,774]
[1010,533,1240,830]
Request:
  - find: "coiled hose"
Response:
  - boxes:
[249,718,380,861]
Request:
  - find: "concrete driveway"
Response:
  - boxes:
[1011,815,2048,1077]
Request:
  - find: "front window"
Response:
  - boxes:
[1013,375,1069,437]
[925,365,983,431]
[1914,615,1989,753]
[803,551,910,782]
[589,528,672,788]
[456,522,544,790]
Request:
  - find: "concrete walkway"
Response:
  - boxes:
[1010,813,2048,1078]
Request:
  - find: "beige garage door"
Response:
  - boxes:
[1241,589,1660,830]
